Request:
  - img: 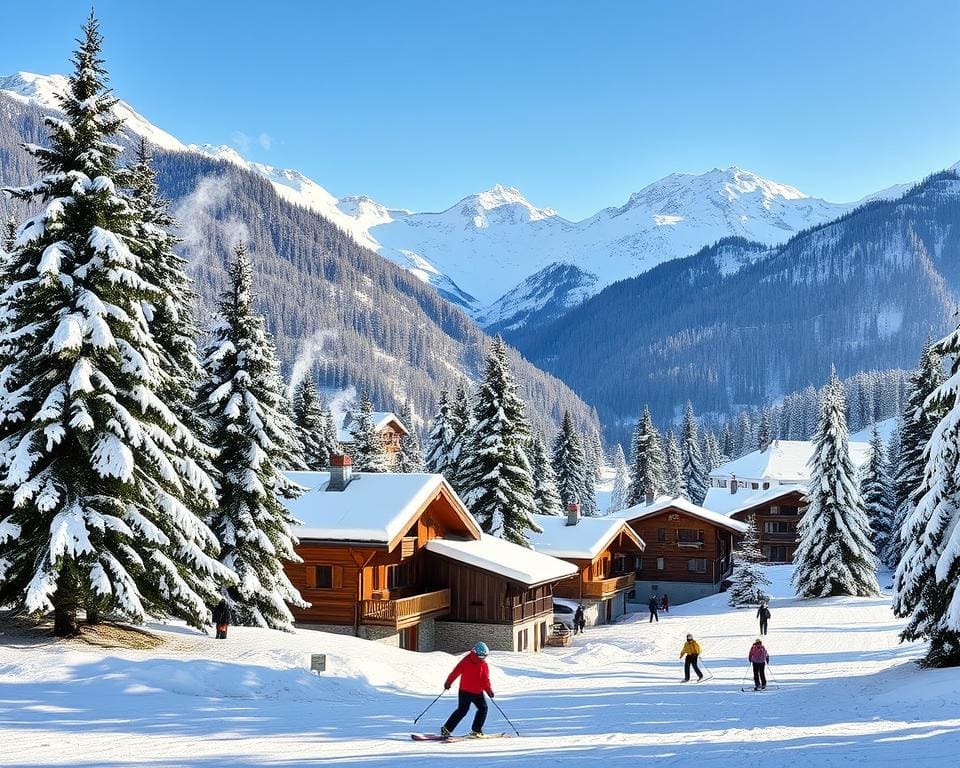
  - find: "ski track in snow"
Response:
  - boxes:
[0,566,957,767]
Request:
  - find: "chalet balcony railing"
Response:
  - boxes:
[762,531,798,541]
[509,595,553,623]
[361,588,451,628]
[581,572,636,599]
[677,540,704,549]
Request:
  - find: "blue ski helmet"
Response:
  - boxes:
[473,642,489,658]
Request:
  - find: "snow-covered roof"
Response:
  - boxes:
[337,411,407,443]
[702,484,807,518]
[425,534,578,586]
[709,439,871,484]
[526,514,645,560]
[617,496,750,534]
[284,471,479,545]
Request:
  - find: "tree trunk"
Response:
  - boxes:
[53,570,81,638]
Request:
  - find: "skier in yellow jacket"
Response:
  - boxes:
[679,633,704,682]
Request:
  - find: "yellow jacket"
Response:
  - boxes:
[680,640,701,657]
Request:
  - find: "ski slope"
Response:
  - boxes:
[1,566,956,768]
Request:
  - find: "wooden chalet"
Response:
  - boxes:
[283,456,577,652]
[338,411,408,466]
[618,496,748,605]
[527,504,646,625]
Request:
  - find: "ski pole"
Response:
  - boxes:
[490,696,520,736]
[413,689,446,724]
[741,662,752,688]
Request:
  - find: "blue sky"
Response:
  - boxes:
[3,1,959,219]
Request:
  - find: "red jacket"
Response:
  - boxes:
[748,644,769,664]
[445,651,493,696]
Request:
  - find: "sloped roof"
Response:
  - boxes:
[702,484,807,518]
[284,471,479,545]
[617,496,750,534]
[425,534,578,587]
[337,411,408,443]
[708,439,870,483]
[526,514,645,560]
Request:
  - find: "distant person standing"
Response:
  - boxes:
[648,595,660,623]
[660,594,670,613]
[574,605,586,634]
[679,633,704,682]
[212,598,231,640]
[757,603,771,635]
[748,639,770,690]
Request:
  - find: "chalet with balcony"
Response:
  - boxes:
[702,439,871,562]
[337,411,408,467]
[282,456,577,653]
[618,496,748,605]
[527,504,646,626]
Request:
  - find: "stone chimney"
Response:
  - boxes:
[328,454,353,491]
[566,502,581,527]
[644,485,655,506]
[730,474,738,495]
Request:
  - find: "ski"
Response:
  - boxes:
[411,733,509,742]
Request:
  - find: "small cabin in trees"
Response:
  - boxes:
[527,504,646,626]
[702,440,871,562]
[283,457,577,652]
[337,411,408,467]
[618,497,748,605]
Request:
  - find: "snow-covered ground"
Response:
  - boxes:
[2,566,957,768]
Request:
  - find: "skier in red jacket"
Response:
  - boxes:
[440,642,494,738]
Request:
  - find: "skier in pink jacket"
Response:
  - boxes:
[748,639,770,690]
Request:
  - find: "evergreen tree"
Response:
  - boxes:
[2,214,15,254]
[680,402,708,504]
[735,411,756,457]
[396,400,425,472]
[459,338,541,545]
[349,389,391,473]
[0,16,231,636]
[893,327,960,667]
[291,376,331,470]
[447,381,473,493]
[552,411,592,515]
[757,407,775,448]
[625,406,666,506]
[728,516,771,607]
[529,432,562,516]
[608,444,630,514]
[424,390,459,480]
[792,372,879,598]
[664,430,687,499]
[198,245,308,630]
[721,422,735,459]
[887,341,944,568]
[702,429,723,472]
[860,423,895,559]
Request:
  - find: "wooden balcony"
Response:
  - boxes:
[581,572,636,599]
[361,588,451,629]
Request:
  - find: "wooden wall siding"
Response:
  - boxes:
[626,509,735,585]
[288,544,377,625]
[730,490,806,563]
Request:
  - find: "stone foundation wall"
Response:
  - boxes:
[418,618,436,652]
[434,616,551,653]
[631,580,719,607]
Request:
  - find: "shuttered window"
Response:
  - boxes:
[309,565,342,589]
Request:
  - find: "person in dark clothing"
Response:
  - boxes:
[757,603,771,635]
[749,639,770,690]
[660,594,669,613]
[441,642,494,738]
[648,595,659,623]
[574,605,586,634]
[212,599,231,640]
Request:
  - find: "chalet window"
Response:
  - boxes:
[308,565,342,590]
[677,528,704,543]
[316,566,333,588]
[517,628,529,651]
[763,521,796,534]
[751,482,759,490]
[718,479,728,488]
[657,528,667,543]
[769,505,780,515]
[387,561,416,590]
[687,558,707,573]
[762,482,770,490]
[767,546,789,562]
[656,557,665,571]
[613,555,628,574]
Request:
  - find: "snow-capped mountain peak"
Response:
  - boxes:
[451,184,559,224]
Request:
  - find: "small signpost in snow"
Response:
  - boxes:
[310,654,327,673]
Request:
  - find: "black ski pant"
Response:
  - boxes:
[759,619,768,635]
[752,662,767,688]
[443,690,487,734]
[649,609,658,623]
[684,654,703,681]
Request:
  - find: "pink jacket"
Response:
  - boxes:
[749,644,769,664]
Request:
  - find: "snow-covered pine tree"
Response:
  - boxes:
[424,389,459,480]
[721,422,735,459]
[728,515,770,607]
[664,430,687,499]
[735,411,756,457]
[291,376,331,470]
[552,410,590,514]
[2,214,15,253]
[459,338,541,545]
[608,444,630,514]
[792,371,879,598]
[625,406,665,506]
[349,389,391,473]
[893,327,960,666]
[680,402,708,504]
[396,400,425,472]
[757,407,775,448]
[0,15,231,636]
[198,244,308,630]
[447,381,473,493]
[702,429,724,471]
[529,432,562,516]
[587,429,605,483]
[887,341,944,568]
[860,423,895,559]
[321,397,341,458]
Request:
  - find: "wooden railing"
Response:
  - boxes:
[762,531,798,541]
[361,588,451,628]
[581,572,635,599]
